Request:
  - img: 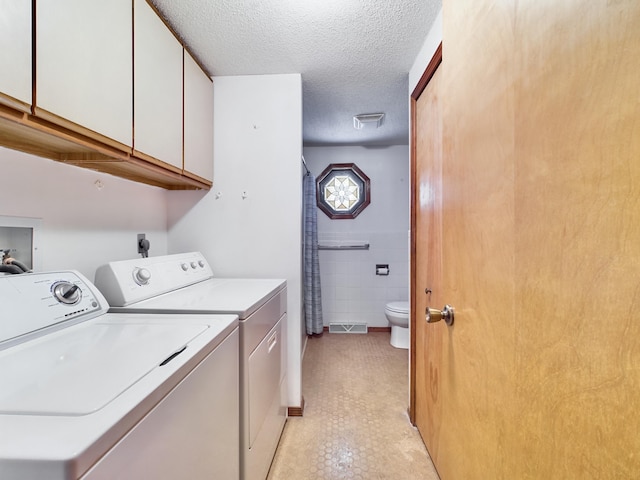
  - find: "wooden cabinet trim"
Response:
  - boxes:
[181,168,213,187]
[132,148,183,175]
[0,92,31,115]
[33,106,132,153]
[0,103,209,190]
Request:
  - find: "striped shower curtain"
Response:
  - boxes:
[303,173,323,335]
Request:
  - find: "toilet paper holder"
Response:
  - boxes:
[376,264,389,276]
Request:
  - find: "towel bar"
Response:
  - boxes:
[318,243,369,250]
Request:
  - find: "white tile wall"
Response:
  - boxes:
[304,145,410,328]
[319,230,409,327]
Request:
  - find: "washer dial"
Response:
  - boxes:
[52,281,82,305]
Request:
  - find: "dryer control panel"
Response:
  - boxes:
[94,252,214,307]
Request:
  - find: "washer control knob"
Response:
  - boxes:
[53,282,81,305]
[181,263,189,271]
[190,262,197,269]
[198,260,205,268]
[133,267,152,285]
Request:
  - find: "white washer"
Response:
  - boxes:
[0,270,239,480]
[95,252,287,480]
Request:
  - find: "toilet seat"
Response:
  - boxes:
[385,301,409,315]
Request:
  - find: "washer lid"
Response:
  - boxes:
[0,321,207,416]
[386,301,409,314]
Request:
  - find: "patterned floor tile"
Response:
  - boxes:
[268,332,440,480]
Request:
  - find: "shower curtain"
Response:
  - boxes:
[303,172,324,335]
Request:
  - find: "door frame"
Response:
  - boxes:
[409,42,442,425]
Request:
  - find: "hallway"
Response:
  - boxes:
[268,332,439,479]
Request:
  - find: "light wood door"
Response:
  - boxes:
[411,0,640,478]
[413,64,445,466]
[411,39,523,475]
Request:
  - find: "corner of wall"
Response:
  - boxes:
[408,7,443,94]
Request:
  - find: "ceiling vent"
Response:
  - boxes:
[353,113,385,130]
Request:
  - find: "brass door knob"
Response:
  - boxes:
[426,304,454,326]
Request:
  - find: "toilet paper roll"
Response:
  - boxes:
[376,267,389,275]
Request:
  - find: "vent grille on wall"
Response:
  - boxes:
[328,323,368,334]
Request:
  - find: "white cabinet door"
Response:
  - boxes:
[36,0,132,147]
[0,1,31,111]
[184,51,214,182]
[133,0,182,171]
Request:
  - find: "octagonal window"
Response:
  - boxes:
[316,163,370,219]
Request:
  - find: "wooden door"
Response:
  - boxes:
[411,1,640,478]
[413,61,444,466]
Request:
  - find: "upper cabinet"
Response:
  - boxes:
[134,0,213,183]
[184,51,214,182]
[133,0,183,172]
[36,0,133,149]
[0,1,32,112]
[0,0,212,189]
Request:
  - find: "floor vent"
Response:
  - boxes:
[328,322,368,334]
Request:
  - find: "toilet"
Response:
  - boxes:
[385,301,409,349]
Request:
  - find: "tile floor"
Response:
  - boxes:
[267,332,440,480]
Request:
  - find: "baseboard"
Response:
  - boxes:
[288,396,305,417]
[323,326,390,333]
[368,327,391,333]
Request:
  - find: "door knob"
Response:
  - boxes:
[426,304,454,326]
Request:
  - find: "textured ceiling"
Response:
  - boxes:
[149,0,441,147]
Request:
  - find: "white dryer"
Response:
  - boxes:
[95,252,287,480]
[0,270,239,479]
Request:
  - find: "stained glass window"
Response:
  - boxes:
[316,163,370,219]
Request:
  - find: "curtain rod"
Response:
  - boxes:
[301,155,310,174]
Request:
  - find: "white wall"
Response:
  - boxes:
[409,7,442,94]
[0,147,168,279]
[304,145,410,328]
[167,74,304,408]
